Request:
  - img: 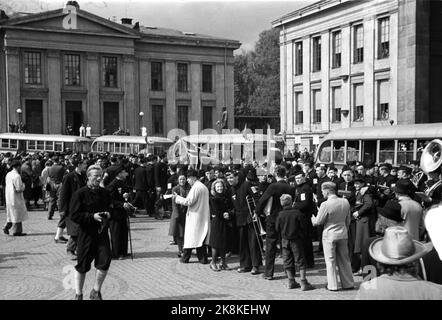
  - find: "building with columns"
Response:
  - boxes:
[0,2,240,137]
[272,0,442,152]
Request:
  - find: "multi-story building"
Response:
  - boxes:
[272,0,442,152]
[0,2,240,137]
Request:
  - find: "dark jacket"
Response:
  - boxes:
[275,206,306,240]
[293,181,316,218]
[133,165,148,191]
[106,178,129,221]
[154,161,169,191]
[232,180,256,227]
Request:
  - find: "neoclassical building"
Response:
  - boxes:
[0,2,240,136]
[272,0,442,151]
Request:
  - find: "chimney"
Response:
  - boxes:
[66,1,80,10]
[0,10,9,20]
[133,21,140,31]
[121,18,132,26]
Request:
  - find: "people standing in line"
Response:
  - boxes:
[58,158,88,260]
[3,159,28,236]
[70,165,113,300]
[208,179,233,271]
[174,169,210,264]
[276,194,315,291]
[169,174,190,257]
[312,181,354,291]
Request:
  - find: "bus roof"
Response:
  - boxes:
[0,133,91,142]
[180,133,276,144]
[322,123,442,141]
[92,135,173,144]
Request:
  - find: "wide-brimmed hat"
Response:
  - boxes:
[377,200,404,223]
[369,226,433,265]
[246,169,258,181]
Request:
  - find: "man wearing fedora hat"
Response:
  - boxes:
[356,226,441,300]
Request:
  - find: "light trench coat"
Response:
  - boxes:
[5,169,28,223]
[175,180,210,249]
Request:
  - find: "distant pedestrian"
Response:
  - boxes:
[3,159,28,236]
[85,124,91,138]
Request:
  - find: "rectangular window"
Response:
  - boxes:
[295,92,303,124]
[354,24,364,63]
[177,63,188,92]
[312,90,321,123]
[24,51,41,84]
[203,106,213,129]
[378,17,390,59]
[295,41,303,75]
[152,105,164,134]
[332,87,342,122]
[177,105,189,134]
[332,31,341,68]
[151,62,163,91]
[378,80,390,120]
[333,140,345,163]
[312,36,321,72]
[64,54,80,86]
[347,140,360,162]
[202,64,213,92]
[379,140,394,164]
[397,140,414,165]
[102,56,117,87]
[354,84,364,121]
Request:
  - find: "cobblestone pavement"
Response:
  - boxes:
[0,207,361,300]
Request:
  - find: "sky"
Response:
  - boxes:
[0,0,315,52]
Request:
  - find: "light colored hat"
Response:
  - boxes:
[369,226,432,265]
[280,194,292,206]
[425,205,442,260]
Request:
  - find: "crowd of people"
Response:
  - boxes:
[1,148,442,300]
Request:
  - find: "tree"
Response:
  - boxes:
[234,28,280,116]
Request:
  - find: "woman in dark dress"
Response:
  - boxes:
[209,179,233,271]
[169,174,189,257]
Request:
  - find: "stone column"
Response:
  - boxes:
[363,17,375,127]
[190,62,201,134]
[341,24,351,129]
[321,31,330,132]
[4,47,20,130]
[302,36,311,133]
[47,49,62,134]
[165,61,176,135]
[86,53,100,135]
[123,54,136,134]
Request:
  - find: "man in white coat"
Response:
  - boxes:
[3,159,28,236]
[174,169,210,264]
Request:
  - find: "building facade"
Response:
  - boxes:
[272,0,442,152]
[0,2,240,137]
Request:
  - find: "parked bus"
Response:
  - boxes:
[315,122,442,168]
[91,135,173,155]
[168,133,282,166]
[0,133,92,154]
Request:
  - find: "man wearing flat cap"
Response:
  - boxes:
[356,226,441,300]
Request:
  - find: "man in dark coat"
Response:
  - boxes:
[229,170,263,275]
[131,157,150,215]
[102,156,120,187]
[70,165,113,300]
[58,158,88,260]
[145,155,156,216]
[106,166,130,259]
[256,166,295,280]
[154,153,169,219]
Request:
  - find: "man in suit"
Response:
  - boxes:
[256,166,295,280]
[132,157,149,215]
[145,154,156,216]
[154,153,169,219]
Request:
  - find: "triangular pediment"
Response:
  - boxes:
[2,8,139,38]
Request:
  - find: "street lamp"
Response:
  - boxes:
[139,111,145,136]
[16,108,23,133]
[16,108,22,122]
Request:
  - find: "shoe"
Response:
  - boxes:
[325,287,339,292]
[341,286,355,291]
[199,258,209,265]
[118,256,125,260]
[301,280,315,291]
[2,227,9,235]
[89,289,102,300]
[59,236,69,242]
[210,263,221,272]
[47,216,53,220]
[353,270,362,276]
[177,251,183,258]
[288,279,301,289]
[251,267,260,275]
[74,294,83,300]
[237,267,252,273]
[12,233,27,236]
[219,263,229,271]
[262,275,274,280]
[169,240,177,245]
[67,252,77,261]
[54,238,68,244]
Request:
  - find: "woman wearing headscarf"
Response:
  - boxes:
[169,174,190,257]
[209,179,233,271]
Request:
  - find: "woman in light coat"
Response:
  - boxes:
[3,159,28,236]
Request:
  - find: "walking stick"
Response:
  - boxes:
[123,193,135,260]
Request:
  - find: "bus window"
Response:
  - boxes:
[27,140,36,150]
[318,140,331,162]
[55,142,63,151]
[65,142,74,151]
[347,140,360,162]
[37,140,44,150]
[115,143,121,154]
[1,139,9,148]
[333,141,345,163]
[362,140,376,165]
[379,140,394,164]
[10,139,17,149]
[134,144,140,154]
[45,141,54,151]
[397,140,414,164]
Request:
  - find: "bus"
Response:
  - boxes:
[315,122,442,168]
[91,135,174,155]
[168,133,282,166]
[0,133,92,154]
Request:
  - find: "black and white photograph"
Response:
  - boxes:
[0,0,442,307]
